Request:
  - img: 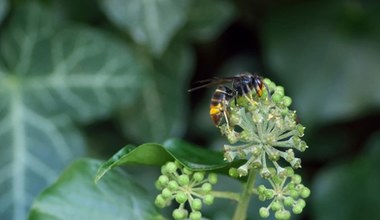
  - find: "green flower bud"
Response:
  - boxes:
[168,180,179,191]
[292,174,302,184]
[189,211,202,220]
[275,86,285,96]
[173,208,187,220]
[183,167,193,175]
[282,96,292,107]
[287,182,295,190]
[203,194,214,205]
[191,198,202,211]
[201,183,212,193]
[259,207,270,218]
[264,189,274,199]
[193,172,205,182]
[289,189,299,199]
[268,151,280,161]
[274,210,283,220]
[155,180,163,190]
[178,174,190,186]
[284,197,294,207]
[296,199,306,208]
[292,205,303,214]
[258,185,266,194]
[258,194,266,201]
[208,173,218,184]
[158,175,169,186]
[282,210,291,220]
[271,200,282,211]
[272,93,282,104]
[162,188,172,199]
[285,167,294,177]
[165,162,178,173]
[154,194,167,208]
[175,192,188,204]
[229,167,239,178]
[296,124,305,136]
[300,187,311,198]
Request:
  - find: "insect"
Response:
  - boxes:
[188,72,269,127]
[209,85,234,126]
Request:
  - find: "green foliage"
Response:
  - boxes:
[95,139,230,183]
[0,1,235,220]
[29,159,164,220]
[0,0,9,24]
[0,0,378,219]
[262,0,380,125]
[312,132,380,220]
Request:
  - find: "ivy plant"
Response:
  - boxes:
[29,77,310,220]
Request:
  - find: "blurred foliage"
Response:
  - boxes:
[0,0,379,219]
[29,159,164,220]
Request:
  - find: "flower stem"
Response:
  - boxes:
[232,169,257,220]
[210,191,240,201]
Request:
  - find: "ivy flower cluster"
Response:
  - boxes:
[257,168,310,220]
[220,78,308,178]
[154,161,218,220]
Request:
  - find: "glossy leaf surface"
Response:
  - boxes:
[95,139,230,182]
[29,159,164,220]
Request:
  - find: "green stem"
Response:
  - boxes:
[232,169,257,220]
[210,191,240,201]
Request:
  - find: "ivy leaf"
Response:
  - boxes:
[95,139,230,183]
[0,3,142,220]
[184,0,236,42]
[99,0,190,55]
[312,132,380,220]
[29,159,165,220]
[0,0,9,25]
[121,43,194,142]
[262,0,380,125]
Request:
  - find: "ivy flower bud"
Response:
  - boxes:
[165,162,178,173]
[259,207,270,218]
[201,183,212,193]
[168,180,179,191]
[173,208,187,220]
[175,192,188,204]
[189,211,202,220]
[271,200,282,211]
[203,194,214,205]
[162,188,172,199]
[154,195,167,208]
[178,174,190,186]
[208,173,218,184]
[193,172,205,182]
[191,198,202,211]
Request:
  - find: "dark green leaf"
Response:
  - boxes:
[312,132,380,220]
[0,0,9,25]
[184,0,236,42]
[262,0,380,125]
[0,3,143,219]
[95,139,230,182]
[29,159,165,220]
[99,0,190,55]
[121,43,194,142]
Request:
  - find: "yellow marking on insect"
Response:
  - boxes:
[256,85,263,96]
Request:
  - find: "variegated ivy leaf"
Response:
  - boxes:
[0,3,142,220]
[99,0,191,55]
